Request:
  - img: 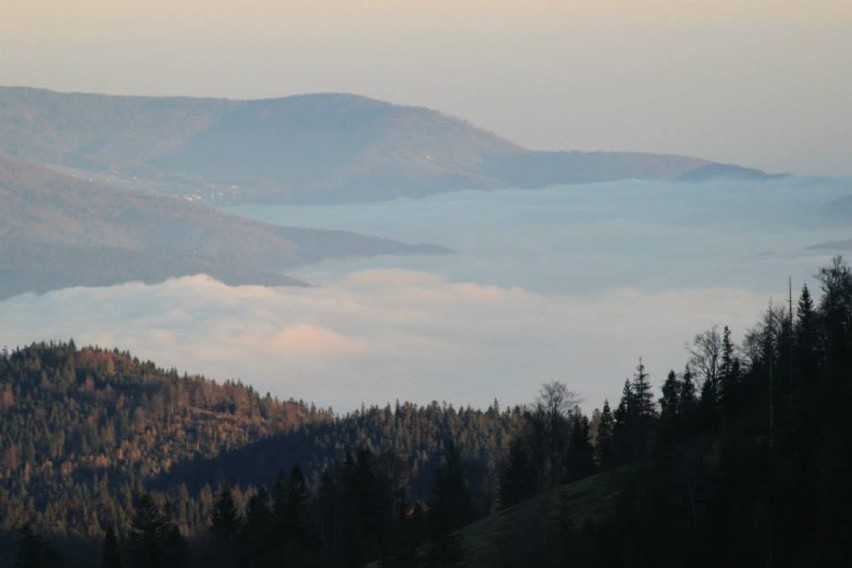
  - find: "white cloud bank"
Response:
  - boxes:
[0,271,776,412]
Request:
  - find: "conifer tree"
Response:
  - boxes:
[426,445,470,568]
[270,469,290,559]
[498,438,535,509]
[238,487,272,568]
[631,359,657,456]
[612,361,657,462]
[14,524,62,568]
[612,379,635,463]
[567,414,595,480]
[100,527,121,568]
[679,366,697,412]
[795,284,821,396]
[283,464,315,561]
[718,326,740,419]
[614,379,634,426]
[660,370,681,422]
[632,359,656,421]
[594,400,614,469]
[127,494,184,568]
[210,485,241,542]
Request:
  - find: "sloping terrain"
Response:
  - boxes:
[0,87,769,203]
[0,341,517,566]
[820,194,852,222]
[0,342,310,540]
[0,156,449,299]
[460,470,620,568]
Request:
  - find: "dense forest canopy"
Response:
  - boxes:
[2,258,851,567]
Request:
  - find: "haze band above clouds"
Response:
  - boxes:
[0,270,775,412]
[2,1,849,176]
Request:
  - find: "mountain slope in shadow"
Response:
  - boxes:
[0,155,449,299]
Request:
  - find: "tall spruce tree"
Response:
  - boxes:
[100,527,121,568]
[283,464,315,562]
[612,361,657,462]
[632,358,657,457]
[660,370,681,423]
[14,525,62,568]
[567,414,595,480]
[718,326,740,419]
[127,494,184,568]
[632,359,656,420]
[594,399,615,468]
[238,487,273,568]
[426,445,470,568]
[210,485,241,542]
[209,485,241,568]
[795,284,820,388]
[679,366,698,432]
[498,437,535,509]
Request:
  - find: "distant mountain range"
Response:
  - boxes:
[0,156,449,300]
[0,87,777,204]
[0,86,780,298]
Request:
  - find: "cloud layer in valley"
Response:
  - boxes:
[0,271,776,412]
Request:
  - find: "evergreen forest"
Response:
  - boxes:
[2,258,852,567]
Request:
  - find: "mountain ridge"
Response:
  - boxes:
[0,155,450,299]
[0,86,776,203]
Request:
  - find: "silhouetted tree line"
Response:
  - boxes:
[77,444,471,568]
[5,258,852,567]
[156,398,521,506]
[497,382,594,508]
[534,258,852,567]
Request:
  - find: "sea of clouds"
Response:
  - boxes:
[0,270,775,412]
[3,178,847,411]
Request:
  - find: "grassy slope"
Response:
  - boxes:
[364,470,620,568]
[461,471,619,568]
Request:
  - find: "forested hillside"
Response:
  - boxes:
[0,343,309,540]
[0,342,525,566]
[475,258,852,567]
[0,87,767,204]
[0,155,449,299]
[2,258,852,567]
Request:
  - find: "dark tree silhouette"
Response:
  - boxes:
[426,445,470,568]
[210,485,241,542]
[100,527,121,568]
[14,525,62,568]
[127,494,185,568]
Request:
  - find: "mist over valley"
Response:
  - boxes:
[2,2,852,564]
[3,165,849,411]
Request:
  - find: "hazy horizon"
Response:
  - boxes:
[3,178,848,413]
[3,0,851,410]
[2,1,850,177]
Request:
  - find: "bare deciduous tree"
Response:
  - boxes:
[536,381,579,419]
[686,327,722,387]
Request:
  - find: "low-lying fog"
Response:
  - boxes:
[2,177,850,411]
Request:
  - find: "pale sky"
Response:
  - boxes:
[2,0,851,175]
